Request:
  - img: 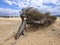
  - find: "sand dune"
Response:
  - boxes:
[0,17,60,45]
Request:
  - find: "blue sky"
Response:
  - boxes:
[0,0,60,16]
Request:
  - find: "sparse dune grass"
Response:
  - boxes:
[0,17,60,45]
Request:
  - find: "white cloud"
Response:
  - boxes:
[13,2,17,5]
[3,0,18,6]
[42,0,59,5]
[39,5,60,15]
[50,6,60,15]
[39,6,51,12]
[5,0,13,5]
[4,0,60,7]
[30,0,42,7]
[3,0,60,15]
[0,8,19,16]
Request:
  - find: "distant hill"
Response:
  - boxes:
[0,15,60,18]
[0,16,19,18]
[53,15,60,17]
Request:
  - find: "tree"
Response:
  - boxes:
[20,7,57,26]
[15,7,57,40]
[45,12,50,16]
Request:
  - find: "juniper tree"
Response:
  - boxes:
[15,7,57,40]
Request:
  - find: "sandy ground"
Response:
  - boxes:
[0,17,60,45]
